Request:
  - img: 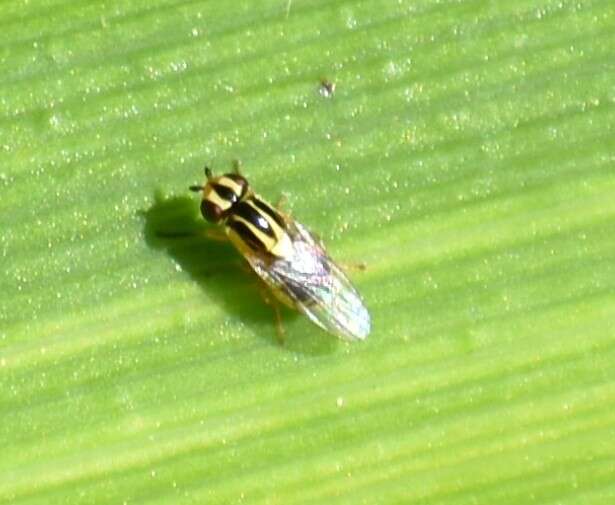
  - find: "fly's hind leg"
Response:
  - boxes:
[339,261,367,272]
[271,300,286,345]
[253,279,286,345]
[263,293,286,346]
[238,260,286,345]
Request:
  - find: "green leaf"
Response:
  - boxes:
[2,0,615,503]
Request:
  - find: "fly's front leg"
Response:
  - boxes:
[204,228,227,242]
[155,227,227,242]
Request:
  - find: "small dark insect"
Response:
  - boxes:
[319,79,336,98]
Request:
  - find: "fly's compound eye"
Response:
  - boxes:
[201,199,224,223]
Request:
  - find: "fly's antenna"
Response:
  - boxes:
[191,164,212,191]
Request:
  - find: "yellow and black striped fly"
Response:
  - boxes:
[190,166,370,341]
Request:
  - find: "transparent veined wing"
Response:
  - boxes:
[245,221,371,341]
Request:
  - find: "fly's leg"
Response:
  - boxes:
[155,228,227,242]
[274,193,297,229]
[238,260,286,344]
[261,291,286,345]
[340,261,367,272]
[204,228,228,242]
[271,300,286,345]
[273,193,367,274]
[253,278,286,345]
[275,193,288,210]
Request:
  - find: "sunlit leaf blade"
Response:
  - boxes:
[1,0,615,504]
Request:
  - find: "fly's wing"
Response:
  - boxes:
[246,222,370,341]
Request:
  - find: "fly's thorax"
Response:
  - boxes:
[225,195,294,259]
[200,173,249,223]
